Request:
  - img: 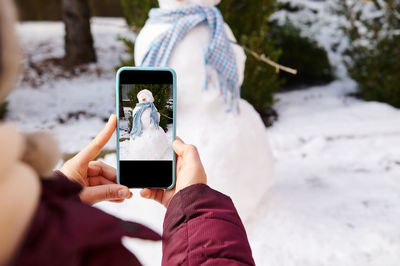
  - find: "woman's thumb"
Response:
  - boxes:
[79,185,131,205]
[173,137,186,156]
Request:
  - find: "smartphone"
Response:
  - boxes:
[116,67,176,189]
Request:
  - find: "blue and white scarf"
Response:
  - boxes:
[141,5,240,112]
[130,102,159,138]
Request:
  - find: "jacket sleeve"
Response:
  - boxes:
[13,172,161,266]
[162,184,255,265]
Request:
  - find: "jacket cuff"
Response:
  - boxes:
[51,170,69,179]
[164,184,245,233]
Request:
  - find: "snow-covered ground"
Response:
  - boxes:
[7,18,400,265]
[250,79,400,266]
[11,18,133,153]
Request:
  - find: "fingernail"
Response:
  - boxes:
[140,190,149,198]
[118,189,129,198]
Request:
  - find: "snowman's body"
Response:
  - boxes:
[128,91,171,160]
[134,0,274,218]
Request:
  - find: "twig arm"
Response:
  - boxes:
[230,41,298,75]
[160,112,173,120]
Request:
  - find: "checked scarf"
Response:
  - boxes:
[130,102,159,139]
[141,5,240,112]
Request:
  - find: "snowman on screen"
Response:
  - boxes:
[134,0,274,219]
[129,89,171,160]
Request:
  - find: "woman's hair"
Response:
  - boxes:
[0,0,20,103]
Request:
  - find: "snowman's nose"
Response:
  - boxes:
[142,98,146,102]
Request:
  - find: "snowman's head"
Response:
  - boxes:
[158,0,221,10]
[137,89,154,103]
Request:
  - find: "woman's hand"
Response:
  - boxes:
[60,115,132,205]
[140,137,207,208]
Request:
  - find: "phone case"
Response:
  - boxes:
[116,66,177,190]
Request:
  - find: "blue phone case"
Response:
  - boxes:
[116,66,177,190]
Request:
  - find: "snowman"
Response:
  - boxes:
[127,89,171,160]
[134,0,274,220]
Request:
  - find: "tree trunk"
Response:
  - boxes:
[61,0,96,66]
[119,86,124,119]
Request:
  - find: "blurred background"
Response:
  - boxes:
[3,0,400,265]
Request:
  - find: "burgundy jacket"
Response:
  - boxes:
[12,172,254,265]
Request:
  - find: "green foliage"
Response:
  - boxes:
[347,36,400,108]
[218,0,282,113]
[118,0,157,68]
[126,84,172,131]
[339,0,400,108]
[116,36,136,68]
[268,21,334,88]
[0,101,8,120]
[121,0,157,27]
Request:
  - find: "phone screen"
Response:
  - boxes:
[117,68,175,188]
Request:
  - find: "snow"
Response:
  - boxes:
[251,79,400,265]
[10,18,135,153]
[6,17,400,266]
